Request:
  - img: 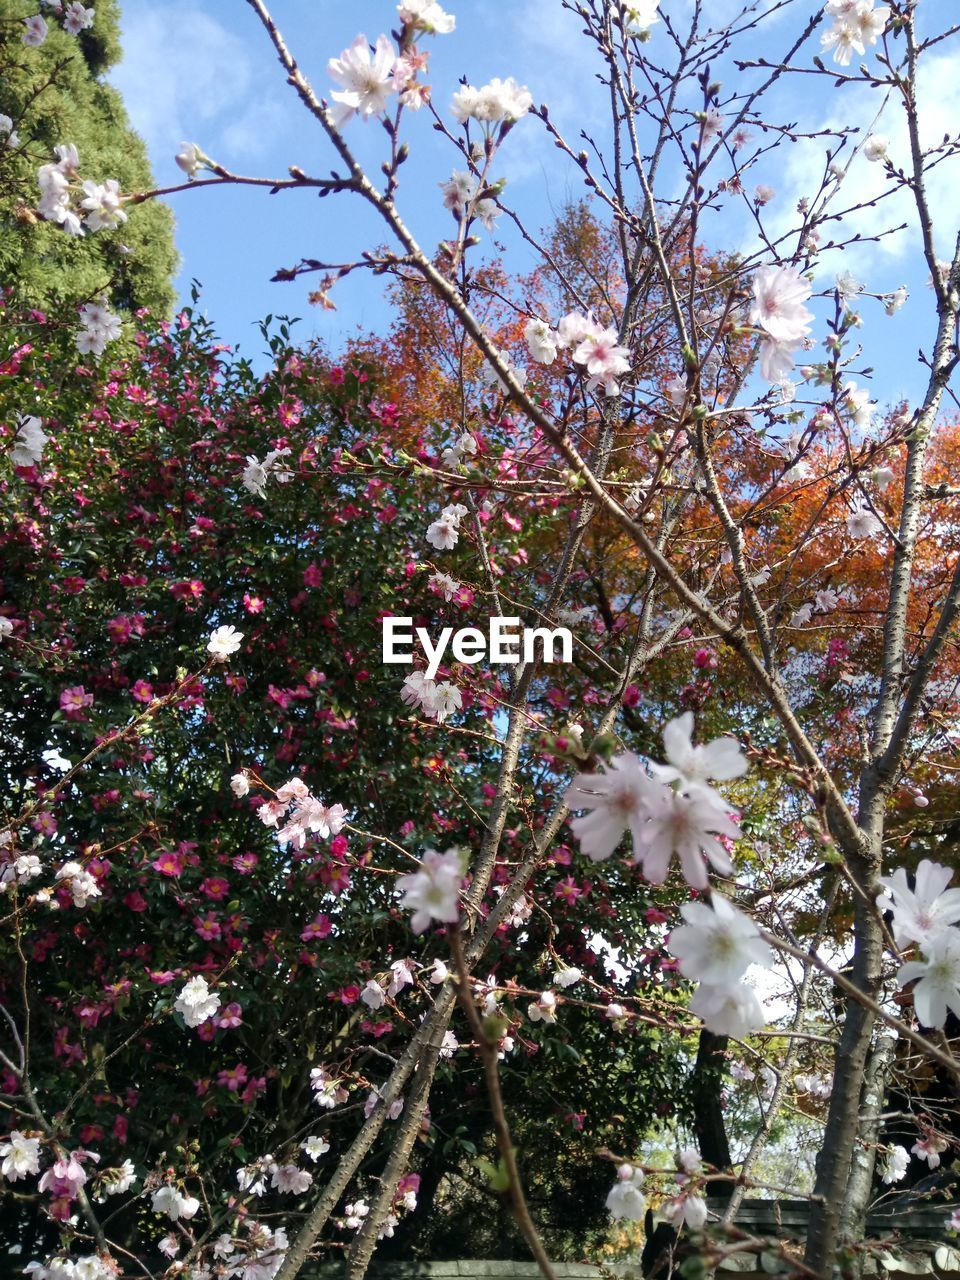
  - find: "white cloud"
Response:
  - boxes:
[110,1,288,175]
[762,51,960,278]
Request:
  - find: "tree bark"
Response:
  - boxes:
[837,1034,897,1279]
[804,856,884,1276]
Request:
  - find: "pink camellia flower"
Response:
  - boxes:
[200,876,230,901]
[301,913,333,941]
[216,1063,248,1093]
[59,685,94,720]
[217,1002,243,1029]
[131,679,154,703]
[152,850,185,877]
[169,579,205,602]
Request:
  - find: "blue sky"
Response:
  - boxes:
[109,0,960,408]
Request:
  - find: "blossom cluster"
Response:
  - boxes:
[248,775,347,851]
[426,501,469,551]
[880,860,960,1029]
[37,144,126,238]
[669,895,773,1038]
[564,712,747,891]
[75,299,121,359]
[523,311,632,396]
[22,3,94,47]
[606,1148,707,1230]
[821,0,889,67]
[400,669,463,724]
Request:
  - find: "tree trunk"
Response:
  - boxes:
[837,1034,897,1279]
[804,858,883,1277]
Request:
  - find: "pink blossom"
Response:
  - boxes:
[59,685,94,720]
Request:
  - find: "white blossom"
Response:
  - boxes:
[897,928,960,1029]
[881,1145,910,1185]
[397,848,464,933]
[151,1185,201,1221]
[451,77,532,124]
[669,895,771,985]
[689,982,767,1037]
[620,0,659,37]
[23,15,48,45]
[398,0,455,33]
[327,34,397,126]
[174,975,221,1028]
[878,860,960,949]
[11,416,49,468]
[63,4,95,35]
[0,1132,41,1182]
[300,1135,330,1162]
[175,143,205,179]
[525,318,558,365]
[606,1163,645,1220]
[207,625,243,661]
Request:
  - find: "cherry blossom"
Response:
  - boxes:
[11,415,48,468]
[897,928,960,1029]
[396,847,464,933]
[54,861,101,908]
[63,3,95,35]
[151,1184,201,1221]
[300,1135,330,1162]
[571,326,631,396]
[421,679,463,723]
[631,783,741,890]
[525,317,558,365]
[554,965,582,988]
[1,1131,41,1182]
[822,1,889,66]
[76,299,122,357]
[80,179,127,232]
[398,0,456,34]
[100,1159,137,1196]
[174,975,221,1028]
[912,1132,949,1170]
[881,1144,910,1184]
[688,981,767,1038]
[565,751,654,862]
[22,15,48,45]
[270,1163,312,1194]
[620,0,659,37]
[207,624,244,661]
[175,142,205,179]
[877,860,960,949]
[361,980,386,1010]
[652,711,748,794]
[451,77,532,124]
[663,1191,708,1230]
[327,34,397,126]
[846,506,882,540]
[669,895,771,985]
[0,113,15,144]
[480,346,527,394]
[426,512,460,550]
[606,1163,645,1220]
[749,265,814,383]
